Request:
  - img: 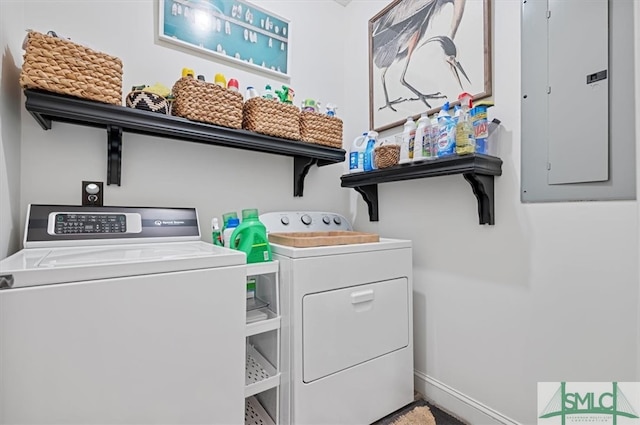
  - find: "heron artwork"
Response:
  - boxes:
[370,0,490,130]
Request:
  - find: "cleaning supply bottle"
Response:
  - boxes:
[262,84,275,99]
[245,86,259,99]
[471,100,494,154]
[211,218,223,246]
[221,212,238,241]
[214,73,226,87]
[363,130,379,171]
[399,117,415,164]
[414,113,430,162]
[223,217,240,247]
[349,132,367,173]
[429,115,439,159]
[436,102,456,157]
[455,92,475,155]
[230,209,272,263]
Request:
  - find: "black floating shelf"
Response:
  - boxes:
[341,154,503,225]
[24,89,345,196]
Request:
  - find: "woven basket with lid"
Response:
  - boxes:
[172,77,243,128]
[20,31,123,105]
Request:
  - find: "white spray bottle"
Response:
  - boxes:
[399,117,415,164]
[414,113,430,162]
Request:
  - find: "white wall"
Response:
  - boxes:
[5,0,349,249]
[2,1,639,424]
[0,1,24,258]
[343,0,639,424]
[635,0,640,392]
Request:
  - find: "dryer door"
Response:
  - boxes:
[302,277,409,383]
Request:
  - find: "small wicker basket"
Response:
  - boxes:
[374,144,400,169]
[125,91,170,115]
[172,77,243,129]
[20,31,123,105]
[299,111,343,149]
[243,97,301,140]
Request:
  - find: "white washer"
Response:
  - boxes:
[260,211,413,425]
[0,205,247,424]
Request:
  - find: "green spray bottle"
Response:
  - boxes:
[211,218,223,246]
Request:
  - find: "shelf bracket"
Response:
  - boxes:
[28,111,52,130]
[354,184,379,221]
[107,125,122,186]
[463,173,495,225]
[293,156,317,197]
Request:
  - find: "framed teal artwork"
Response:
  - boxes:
[159,0,290,78]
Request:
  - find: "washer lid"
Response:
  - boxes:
[0,242,245,289]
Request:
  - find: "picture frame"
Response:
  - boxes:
[369,0,492,132]
[158,0,290,79]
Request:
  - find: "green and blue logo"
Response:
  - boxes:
[538,382,640,425]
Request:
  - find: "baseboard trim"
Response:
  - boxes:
[414,371,522,425]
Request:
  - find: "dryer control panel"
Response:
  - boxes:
[259,211,352,233]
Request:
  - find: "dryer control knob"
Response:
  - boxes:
[280,216,290,225]
[333,216,342,225]
[322,216,331,225]
[301,214,312,225]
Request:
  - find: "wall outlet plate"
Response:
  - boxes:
[82,181,104,207]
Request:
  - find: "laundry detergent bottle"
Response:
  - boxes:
[229,208,272,264]
[349,132,367,173]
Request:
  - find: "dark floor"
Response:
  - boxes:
[372,398,468,425]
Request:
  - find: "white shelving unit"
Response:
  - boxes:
[245,261,280,425]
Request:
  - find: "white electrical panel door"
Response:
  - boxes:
[548,0,609,184]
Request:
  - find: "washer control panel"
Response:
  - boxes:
[48,212,142,235]
[259,211,352,233]
[25,205,201,248]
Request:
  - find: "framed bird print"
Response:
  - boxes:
[369,0,492,132]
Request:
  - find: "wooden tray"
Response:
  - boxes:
[268,231,379,248]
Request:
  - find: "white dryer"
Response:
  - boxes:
[0,205,246,424]
[260,211,413,425]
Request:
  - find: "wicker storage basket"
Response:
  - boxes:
[243,97,300,140]
[172,77,243,129]
[299,111,343,149]
[126,91,170,115]
[20,31,123,105]
[374,144,400,168]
